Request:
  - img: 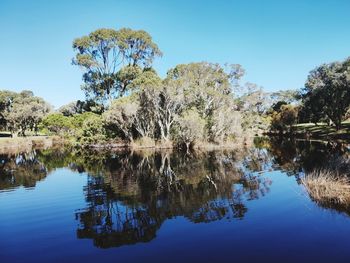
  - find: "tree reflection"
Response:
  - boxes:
[261,137,350,216]
[0,150,47,189]
[261,137,349,176]
[74,150,272,248]
[6,138,350,248]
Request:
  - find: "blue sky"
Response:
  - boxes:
[1,0,350,108]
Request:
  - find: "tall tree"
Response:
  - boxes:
[73,28,162,105]
[303,58,350,130]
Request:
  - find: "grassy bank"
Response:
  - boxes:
[294,122,350,139]
[0,136,65,154]
[266,122,350,141]
[302,170,350,205]
[302,156,350,210]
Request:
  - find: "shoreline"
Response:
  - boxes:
[0,135,254,153]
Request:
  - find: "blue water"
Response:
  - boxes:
[1,142,350,263]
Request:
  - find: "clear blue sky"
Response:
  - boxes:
[1,0,350,108]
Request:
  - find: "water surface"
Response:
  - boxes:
[1,139,350,263]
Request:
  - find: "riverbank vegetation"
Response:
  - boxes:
[1,26,350,150]
[268,57,350,136]
[302,156,350,208]
[0,27,287,150]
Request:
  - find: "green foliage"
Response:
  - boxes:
[70,112,98,129]
[301,57,350,130]
[73,27,162,105]
[80,114,107,145]
[39,112,105,145]
[39,113,74,134]
[270,104,299,133]
[0,91,51,136]
[101,62,246,146]
[0,90,17,128]
[237,83,271,134]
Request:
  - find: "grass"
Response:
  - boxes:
[0,136,64,154]
[293,121,350,140]
[302,169,350,205]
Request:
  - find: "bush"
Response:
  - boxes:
[174,108,206,150]
[79,114,107,145]
[39,113,73,135]
[270,104,298,133]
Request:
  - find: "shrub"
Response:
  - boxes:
[80,114,107,145]
[39,113,73,134]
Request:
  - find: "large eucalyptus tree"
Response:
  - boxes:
[72,28,162,106]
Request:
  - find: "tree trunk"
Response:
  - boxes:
[185,142,191,154]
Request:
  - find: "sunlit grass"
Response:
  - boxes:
[302,169,350,205]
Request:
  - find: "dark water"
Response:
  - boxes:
[1,138,350,263]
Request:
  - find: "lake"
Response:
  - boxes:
[1,138,350,263]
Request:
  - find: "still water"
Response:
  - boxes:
[1,138,350,263]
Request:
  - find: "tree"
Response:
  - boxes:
[0,90,17,129]
[4,91,51,136]
[163,62,244,141]
[73,28,162,105]
[58,101,84,116]
[80,114,107,145]
[270,89,300,105]
[271,101,288,113]
[209,105,243,142]
[175,108,206,151]
[165,62,244,118]
[238,83,270,115]
[303,58,350,130]
[131,69,162,138]
[270,104,298,133]
[103,96,139,142]
[237,83,271,133]
[40,113,73,134]
[101,62,247,144]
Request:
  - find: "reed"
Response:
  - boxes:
[302,169,350,205]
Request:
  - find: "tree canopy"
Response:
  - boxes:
[73,28,162,105]
[301,57,350,129]
[0,90,51,136]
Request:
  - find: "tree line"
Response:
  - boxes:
[1,26,348,144]
[269,57,350,133]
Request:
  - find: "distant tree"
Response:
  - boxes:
[0,90,17,129]
[5,92,51,136]
[270,89,300,105]
[72,28,162,105]
[271,100,288,113]
[58,101,83,116]
[40,113,73,134]
[166,62,244,118]
[270,104,298,133]
[237,83,271,133]
[303,58,350,130]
